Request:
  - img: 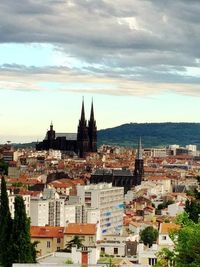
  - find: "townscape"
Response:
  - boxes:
[0,104,199,267]
[1,1,200,267]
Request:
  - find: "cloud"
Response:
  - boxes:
[0,0,200,96]
[0,64,200,98]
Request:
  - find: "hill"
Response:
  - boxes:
[12,123,200,149]
[97,122,200,148]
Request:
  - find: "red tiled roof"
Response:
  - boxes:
[31,226,64,238]
[64,223,96,235]
[160,223,180,234]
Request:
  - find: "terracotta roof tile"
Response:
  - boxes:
[64,223,96,235]
[31,226,64,238]
[160,223,180,234]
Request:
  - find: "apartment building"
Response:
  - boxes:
[77,183,124,235]
[30,198,65,226]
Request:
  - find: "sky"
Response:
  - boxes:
[0,0,200,143]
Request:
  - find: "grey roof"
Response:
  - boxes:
[113,169,133,177]
[93,169,133,177]
[55,133,77,140]
[93,169,112,175]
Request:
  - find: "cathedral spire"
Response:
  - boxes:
[136,137,143,160]
[81,97,85,121]
[90,98,94,121]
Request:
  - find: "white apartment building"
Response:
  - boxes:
[30,198,65,226]
[30,199,49,226]
[64,204,76,223]
[9,194,30,218]
[77,183,124,235]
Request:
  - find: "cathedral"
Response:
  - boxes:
[36,99,97,158]
[90,138,144,193]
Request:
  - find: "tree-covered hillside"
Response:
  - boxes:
[97,123,200,148]
[12,123,200,149]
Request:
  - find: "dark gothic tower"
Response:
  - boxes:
[88,99,97,152]
[47,122,55,148]
[77,99,89,158]
[134,137,144,186]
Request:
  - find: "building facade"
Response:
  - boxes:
[77,183,124,235]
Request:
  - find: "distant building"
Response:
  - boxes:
[133,138,144,186]
[36,99,97,158]
[91,139,144,192]
[91,169,134,193]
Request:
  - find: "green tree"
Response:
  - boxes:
[173,222,200,267]
[155,248,175,267]
[140,226,158,247]
[0,160,8,175]
[0,177,13,267]
[65,235,84,251]
[185,199,200,223]
[11,195,36,264]
[65,258,74,264]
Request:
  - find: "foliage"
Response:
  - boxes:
[0,177,13,267]
[65,235,84,252]
[98,122,200,148]
[157,200,175,210]
[12,182,24,188]
[173,222,200,267]
[175,212,194,227]
[11,196,37,264]
[155,248,175,267]
[0,160,8,175]
[185,199,200,223]
[140,226,158,247]
[65,258,73,264]
[107,257,116,267]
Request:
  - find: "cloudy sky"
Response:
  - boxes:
[0,0,200,142]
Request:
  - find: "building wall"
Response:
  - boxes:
[64,234,96,248]
[31,237,64,257]
[49,199,65,226]
[158,233,174,248]
[77,183,124,235]
[64,205,76,223]
[30,199,49,226]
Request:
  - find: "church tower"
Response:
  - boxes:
[77,99,89,158]
[134,137,144,186]
[88,99,97,152]
[47,122,55,149]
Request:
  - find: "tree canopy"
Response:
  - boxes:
[0,178,37,266]
[140,226,158,247]
[11,195,35,263]
[0,177,13,267]
[65,235,84,252]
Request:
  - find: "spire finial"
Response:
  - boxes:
[81,97,85,121]
[90,97,94,121]
[137,137,143,159]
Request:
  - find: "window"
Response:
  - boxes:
[101,247,105,254]
[162,235,167,240]
[89,236,94,242]
[57,238,61,243]
[148,258,157,266]
[114,248,118,255]
[47,241,51,248]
